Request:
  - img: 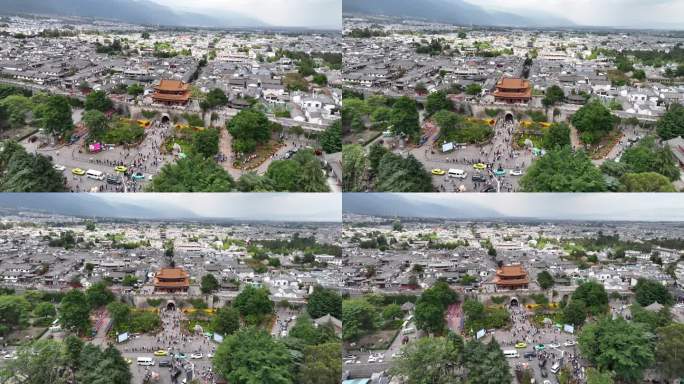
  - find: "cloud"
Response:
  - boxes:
[463,0,684,28]
[343,193,684,222]
[151,0,341,28]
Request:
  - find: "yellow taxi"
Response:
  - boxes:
[431,168,446,176]
[153,350,168,356]
[473,163,487,170]
[515,342,527,349]
[114,165,128,173]
[71,168,86,176]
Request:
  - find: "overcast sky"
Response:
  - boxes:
[344,193,684,221]
[100,194,340,221]
[151,0,341,29]
[464,0,684,28]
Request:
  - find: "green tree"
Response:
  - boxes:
[121,275,138,286]
[586,368,614,384]
[562,299,587,327]
[579,316,654,382]
[192,128,220,158]
[227,109,271,154]
[463,338,512,384]
[376,153,433,192]
[0,94,32,128]
[426,90,452,116]
[59,289,91,334]
[543,122,571,149]
[630,304,671,332]
[82,110,109,139]
[572,281,609,316]
[3,340,67,384]
[84,91,113,112]
[236,172,276,192]
[620,172,676,192]
[634,278,674,306]
[147,155,235,192]
[202,88,229,110]
[0,294,30,331]
[655,323,684,380]
[211,305,240,336]
[368,142,389,174]
[213,327,293,384]
[298,342,342,384]
[543,85,565,108]
[33,302,56,324]
[319,120,342,153]
[312,73,328,86]
[107,301,131,333]
[520,148,606,192]
[0,142,66,190]
[620,136,680,181]
[383,303,403,322]
[390,96,420,141]
[233,285,274,324]
[391,334,465,384]
[289,314,336,345]
[571,100,615,144]
[33,95,73,136]
[200,273,220,294]
[415,281,459,334]
[465,83,482,96]
[76,344,132,384]
[126,83,144,96]
[657,103,684,140]
[341,144,367,192]
[342,297,376,341]
[307,286,342,319]
[537,270,555,289]
[86,282,114,309]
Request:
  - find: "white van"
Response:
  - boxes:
[550,362,561,374]
[448,169,467,179]
[503,350,519,358]
[137,357,154,366]
[402,326,415,335]
[86,169,104,181]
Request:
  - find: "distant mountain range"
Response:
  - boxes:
[0,0,267,28]
[343,0,573,28]
[0,194,200,220]
[343,193,503,219]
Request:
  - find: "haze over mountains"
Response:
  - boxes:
[343,194,684,222]
[1,0,267,28]
[0,194,341,222]
[343,0,573,28]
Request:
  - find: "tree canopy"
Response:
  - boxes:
[227,109,272,154]
[0,140,66,192]
[84,91,113,112]
[307,286,342,319]
[571,100,615,144]
[634,278,674,307]
[657,103,684,140]
[519,148,606,192]
[147,155,235,192]
[233,285,274,325]
[212,327,293,384]
[578,316,654,382]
